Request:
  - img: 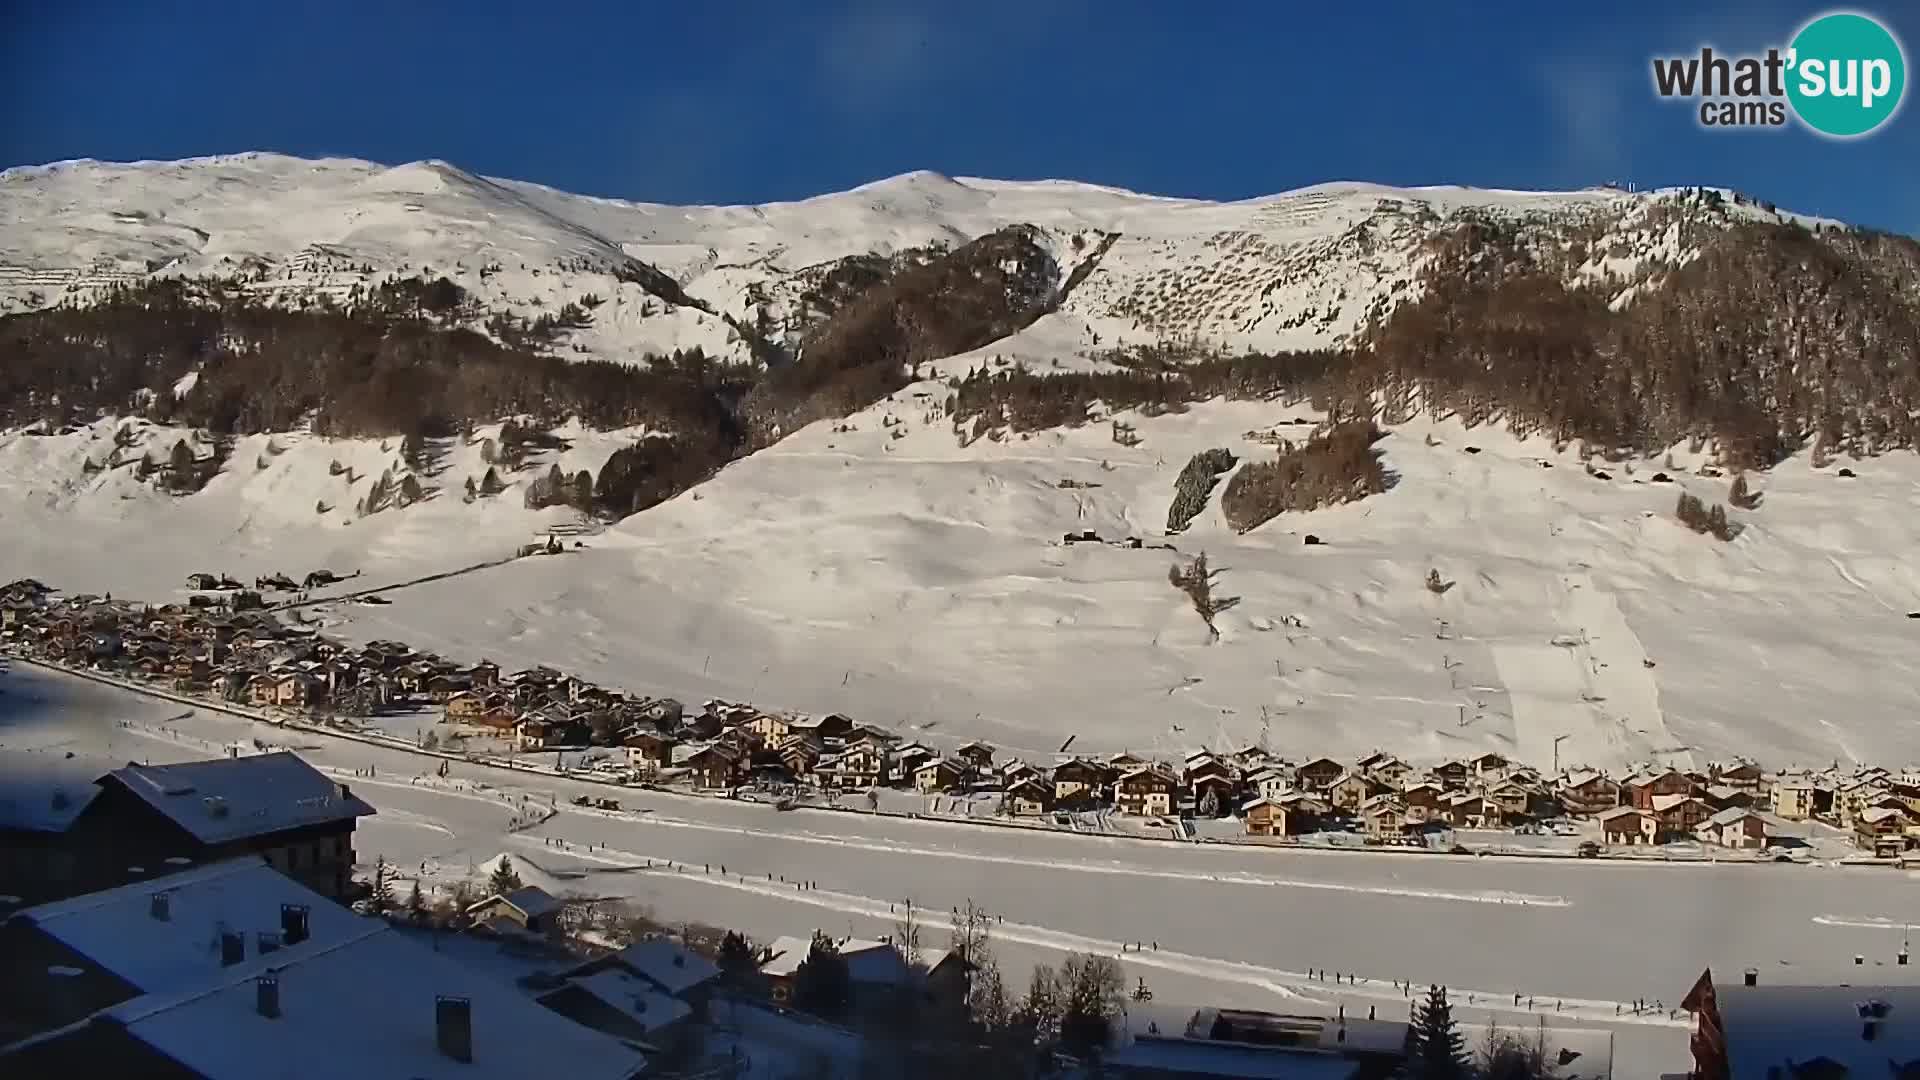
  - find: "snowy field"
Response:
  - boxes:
[11,666,1920,1077]
[7,396,1919,776]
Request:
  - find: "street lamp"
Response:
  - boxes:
[1552,734,1571,776]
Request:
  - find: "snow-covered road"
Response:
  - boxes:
[11,664,1919,1078]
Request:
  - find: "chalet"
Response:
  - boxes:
[425,673,472,703]
[1855,802,1913,857]
[681,745,742,790]
[1296,757,1345,791]
[1651,794,1714,838]
[1702,807,1773,849]
[1482,780,1543,825]
[1229,744,1273,770]
[999,759,1041,788]
[1242,796,1315,838]
[815,743,887,790]
[1363,754,1413,787]
[515,715,556,751]
[1359,794,1409,839]
[1052,758,1108,803]
[913,758,966,794]
[1442,791,1490,829]
[891,743,936,784]
[247,671,319,708]
[1624,769,1697,809]
[466,660,501,688]
[1114,766,1179,817]
[1598,806,1654,846]
[790,713,855,741]
[1327,770,1387,814]
[777,738,822,779]
[467,885,564,937]
[1703,785,1755,811]
[621,730,674,773]
[1400,780,1446,815]
[473,702,520,732]
[1245,767,1292,803]
[1189,773,1239,816]
[1558,772,1622,817]
[955,741,995,771]
[443,690,487,721]
[1107,751,1150,771]
[761,936,916,1018]
[1710,760,1766,792]
[1469,752,1511,779]
[1432,760,1472,787]
[1006,778,1055,816]
[61,753,374,900]
[185,573,220,591]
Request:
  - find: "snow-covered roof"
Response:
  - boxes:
[98,925,647,1080]
[1707,807,1758,828]
[548,967,692,1035]
[99,752,375,845]
[12,856,365,992]
[605,937,720,997]
[1650,793,1705,812]
[760,935,912,986]
[1718,985,1920,1079]
[468,885,562,920]
[1596,806,1643,823]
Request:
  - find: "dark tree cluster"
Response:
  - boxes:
[742,226,1063,447]
[1674,492,1736,540]
[947,349,1343,439]
[0,278,752,445]
[1220,421,1388,532]
[1166,448,1237,533]
[1354,220,1920,467]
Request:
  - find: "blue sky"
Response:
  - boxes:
[4,1,1915,232]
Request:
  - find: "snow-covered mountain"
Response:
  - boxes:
[3,154,1914,776]
[0,152,1831,364]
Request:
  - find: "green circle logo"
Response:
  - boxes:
[1787,12,1907,137]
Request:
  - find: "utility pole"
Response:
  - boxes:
[1553,734,1571,776]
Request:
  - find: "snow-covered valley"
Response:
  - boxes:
[2,154,1917,776]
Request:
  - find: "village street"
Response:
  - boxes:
[10,663,1920,1077]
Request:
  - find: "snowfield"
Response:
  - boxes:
[6,394,1918,774]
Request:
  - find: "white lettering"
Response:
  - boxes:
[1829,58,1858,99]
[1799,57,1827,96]
[1862,59,1892,108]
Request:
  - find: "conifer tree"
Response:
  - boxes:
[487,855,524,896]
[1408,985,1470,1080]
[369,856,394,913]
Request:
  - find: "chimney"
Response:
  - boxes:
[281,903,310,945]
[150,891,172,921]
[1743,968,1758,987]
[220,930,245,967]
[436,995,473,1064]
[256,975,281,1019]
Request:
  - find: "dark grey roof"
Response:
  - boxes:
[99,752,375,844]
